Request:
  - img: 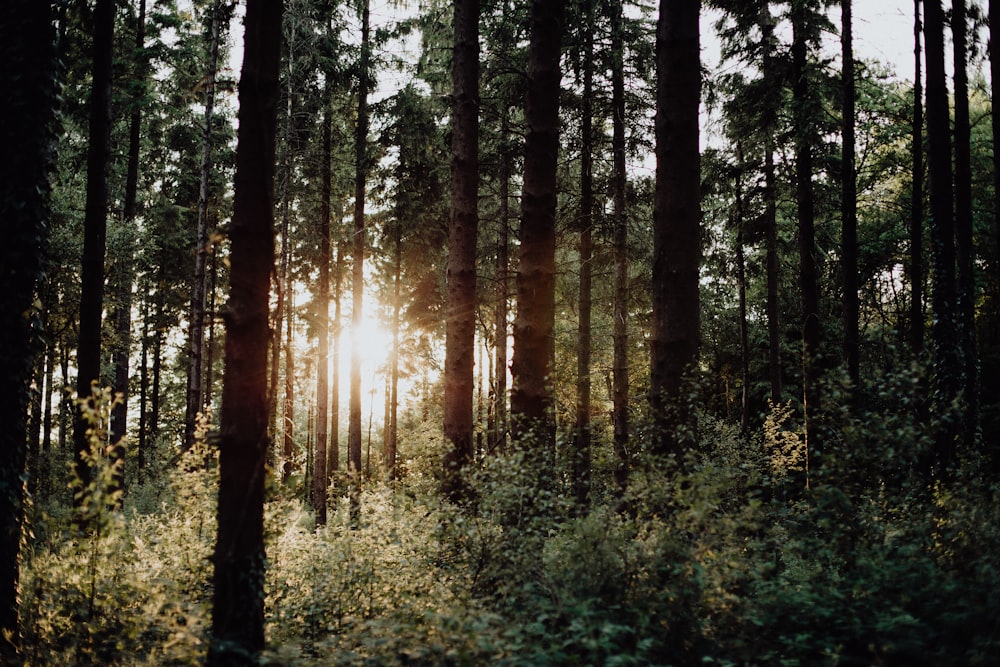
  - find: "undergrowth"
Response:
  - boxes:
[16,393,1000,665]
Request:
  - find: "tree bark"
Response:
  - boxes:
[952,0,978,446]
[511,0,566,458]
[186,0,224,451]
[443,0,480,503]
[494,107,511,457]
[74,0,114,501]
[924,0,960,473]
[387,231,401,481]
[330,242,342,476]
[842,0,860,395]
[208,0,281,662]
[649,0,701,457]
[911,0,925,355]
[611,0,630,494]
[762,4,783,405]
[349,0,371,519]
[735,145,750,432]
[0,1,56,653]
[313,89,332,525]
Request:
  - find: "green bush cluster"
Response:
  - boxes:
[17,389,1000,666]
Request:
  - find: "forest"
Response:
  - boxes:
[2,0,1000,664]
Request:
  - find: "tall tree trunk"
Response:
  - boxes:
[74,0,114,500]
[208,0,281,661]
[953,0,978,445]
[443,0,480,502]
[186,0,223,451]
[349,0,371,518]
[611,0,630,494]
[330,241,342,476]
[761,3,783,405]
[205,244,219,411]
[924,0,960,474]
[735,145,750,432]
[387,231,401,481]
[282,288,295,480]
[109,0,148,492]
[139,291,149,479]
[151,288,163,455]
[842,0,860,395]
[911,0,925,355]
[0,3,56,650]
[791,0,821,474]
[511,0,567,459]
[494,107,511,456]
[649,0,701,457]
[574,0,595,507]
[313,90,332,525]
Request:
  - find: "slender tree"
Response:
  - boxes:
[649,0,701,456]
[0,0,57,655]
[349,0,372,515]
[185,0,225,451]
[443,0,480,502]
[842,0,860,395]
[924,0,960,473]
[208,0,282,661]
[911,0,925,355]
[610,0,630,493]
[74,0,114,499]
[953,0,977,445]
[510,0,567,456]
[314,84,333,525]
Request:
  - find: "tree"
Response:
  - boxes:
[185,0,227,451]
[0,0,57,655]
[442,0,480,502]
[649,0,701,456]
[842,0,860,395]
[208,0,282,661]
[791,0,822,467]
[510,0,567,457]
[952,0,977,446]
[313,80,333,526]
[74,0,115,504]
[924,0,960,473]
[911,0,925,355]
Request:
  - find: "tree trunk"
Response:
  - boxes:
[494,107,511,456]
[282,288,295,481]
[842,0,860,395]
[208,0,281,661]
[0,3,56,651]
[387,230,401,481]
[205,243,219,411]
[313,89,332,525]
[443,0,480,503]
[330,241,342,476]
[924,0,960,473]
[186,0,223,451]
[792,0,821,473]
[611,0,630,494]
[74,0,114,504]
[574,0,595,507]
[349,0,371,518]
[511,0,567,458]
[911,0,925,355]
[649,0,701,457]
[139,291,149,479]
[735,145,750,432]
[952,0,978,446]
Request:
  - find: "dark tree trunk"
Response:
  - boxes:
[74,0,114,504]
[511,0,566,457]
[574,0,595,507]
[387,231,401,481]
[762,4,782,405]
[911,0,925,355]
[443,0,480,502]
[611,0,630,494]
[952,0,978,445]
[282,288,295,481]
[791,0,822,471]
[924,0,960,473]
[349,0,371,518]
[208,0,281,662]
[735,145,750,432]
[313,91,332,525]
[330,242,342,476]
[992,0,1000,304]
[649,0,701,457]
[842,0,860,395]
[186,0,223,451]
[139,292,149,479]
[205,244,219,411]
[494,108,511,456]
[0,3,56,651]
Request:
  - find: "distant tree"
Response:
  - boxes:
[649,0,701,456]
[314,80,332,525]
[443,0,480,502]
[510,0,567,457]
[208,0,282,661]
[911,0,924,355]
[0,0,57,656]
[842,0,860,395]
